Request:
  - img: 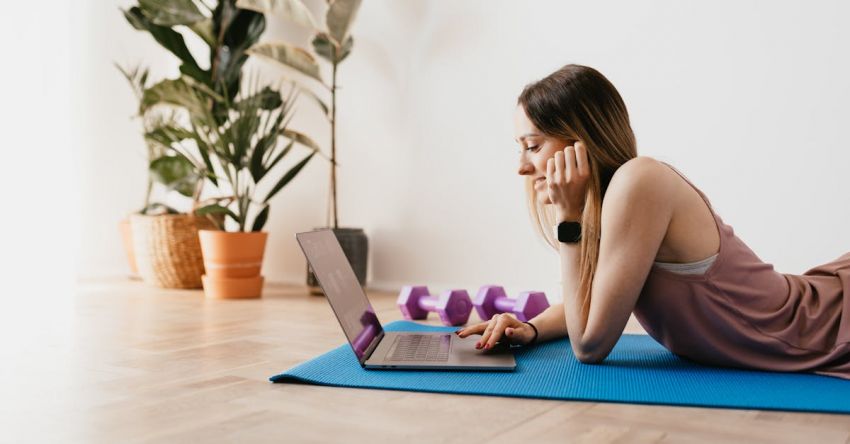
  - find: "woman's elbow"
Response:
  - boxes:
[574,350,606,364]
[573,341,610,364]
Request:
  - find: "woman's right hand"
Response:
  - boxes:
[456,313,536,349]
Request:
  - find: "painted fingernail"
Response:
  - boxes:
[485,343,491,350]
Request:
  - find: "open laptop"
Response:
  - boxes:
[296,229,516,371]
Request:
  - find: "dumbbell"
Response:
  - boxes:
[473,285,550,322]
[397,286,473,326]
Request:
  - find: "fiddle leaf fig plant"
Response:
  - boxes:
[122,0,266,111]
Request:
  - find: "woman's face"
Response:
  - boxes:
[514,105,572,205]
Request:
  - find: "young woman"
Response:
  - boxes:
[457,64,850,379]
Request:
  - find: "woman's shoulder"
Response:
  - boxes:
[608,156,680,197]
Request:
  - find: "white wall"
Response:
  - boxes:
[70,0,850,301]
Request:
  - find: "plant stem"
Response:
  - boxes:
[143,177,153,214]
[330,57,338,229]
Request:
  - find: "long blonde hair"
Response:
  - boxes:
[518,64,637,318]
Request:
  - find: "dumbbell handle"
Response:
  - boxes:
[494,296,518,313]
[417,295,441,312]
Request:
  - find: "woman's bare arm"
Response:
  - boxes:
[562,157,676,363]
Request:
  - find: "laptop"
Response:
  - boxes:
[296,229,516,371]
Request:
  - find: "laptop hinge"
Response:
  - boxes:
[360,330,385,366]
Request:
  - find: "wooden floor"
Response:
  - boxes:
[7,278,850,443]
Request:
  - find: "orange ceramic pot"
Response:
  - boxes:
[119,218,139,278]
[198,230,268,299]
[201,275,265,299]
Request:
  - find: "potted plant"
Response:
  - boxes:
[237,0,369,295]
[156,78,320,299]
[117,64,216,288]
[119,0,269,288]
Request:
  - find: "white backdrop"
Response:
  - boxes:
[54,0,850,301]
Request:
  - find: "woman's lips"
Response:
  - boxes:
[534,177,545,187]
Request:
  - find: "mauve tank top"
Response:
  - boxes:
[633,162,850,379]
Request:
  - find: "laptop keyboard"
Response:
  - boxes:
[387,334,451,362]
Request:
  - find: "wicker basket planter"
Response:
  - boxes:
[199,230,268,299]
[130,213,217,289]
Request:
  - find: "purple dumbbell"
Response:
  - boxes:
[473,285,550,322]
[397,286,473,326]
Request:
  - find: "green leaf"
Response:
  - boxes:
[210,9,265,106]
[247,42,323,84]
[251,204,270,231]
[149,155,199,197]
[179,62,212,86]
[238,85,283,110]
[188,19,216,46]
[235,0,316,29]
[140,78,205,115]
[146,122,195,143]
[226,100,264,169]
[312,32,352,64]
[141,76,224,116]
[196,141,218,187]
[263,151,316,203]
[138,0,206,27]
[265,140,294,174]
[249,132,277,182]
[122,7,204,81]
[196,204,241,225]
[282,128,322,152]
[326,0,361,45]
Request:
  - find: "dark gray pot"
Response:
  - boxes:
[307,227,369,296]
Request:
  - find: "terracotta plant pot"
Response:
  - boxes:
[198,230,268,299]
[119,218,139,278]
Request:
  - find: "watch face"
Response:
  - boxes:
[557,222,582,243]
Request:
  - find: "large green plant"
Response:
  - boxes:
[121,0,266,214]
[122,0,320,221]
[152,79,319,232]
[235,0,362,229]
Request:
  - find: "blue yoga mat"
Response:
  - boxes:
[271,321,850,414]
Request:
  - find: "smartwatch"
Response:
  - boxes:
[555,221,582,243]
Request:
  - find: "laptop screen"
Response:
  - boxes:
[296,230,383,364]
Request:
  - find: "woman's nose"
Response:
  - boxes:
[517,160,534,176]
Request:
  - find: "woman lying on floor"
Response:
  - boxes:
[457,64,850,379]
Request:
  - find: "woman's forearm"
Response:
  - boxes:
[528,302,568,343]
[560,241,588,349]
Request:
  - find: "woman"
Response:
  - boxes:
[457,64,850,379]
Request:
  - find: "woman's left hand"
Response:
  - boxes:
[546,140,591,221]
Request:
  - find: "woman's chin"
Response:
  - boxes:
[539,196,553,206]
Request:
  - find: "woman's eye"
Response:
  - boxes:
[526,145,539,152]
